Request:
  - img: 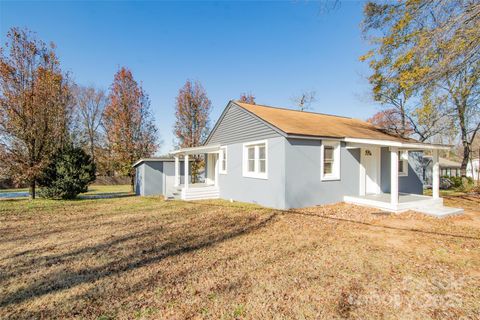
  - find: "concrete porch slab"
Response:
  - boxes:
[343,193,464,217]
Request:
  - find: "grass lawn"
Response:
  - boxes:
[0,193,479,319]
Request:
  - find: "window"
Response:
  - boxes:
[398,151,408,176]
[219,147,227,174]
[243,140,268,179]
[321,141,340,181]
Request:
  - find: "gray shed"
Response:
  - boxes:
[133,158,187,197]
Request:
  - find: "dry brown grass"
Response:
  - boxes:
[0,195,479,319]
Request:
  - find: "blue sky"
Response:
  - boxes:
[1,0,377,154]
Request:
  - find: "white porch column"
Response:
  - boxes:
[432,149,440,200]
[174,156,180,187]
[214,153,219,187]
[184,154,189,190]
[390,147,399,208]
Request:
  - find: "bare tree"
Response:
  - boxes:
[74,85,107,163]
[291,91,316,111]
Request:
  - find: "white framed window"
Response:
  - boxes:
[398,151,409,176]
[321,140,341,181]
[219,147,227,174]
[242,140,268,179]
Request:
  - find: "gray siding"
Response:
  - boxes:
[143,162,164,196]
[380,148,423,195]
[206,103,280,145]
[218,136,286,209]
[135,165,144,196]
[284,139,360,208]
[135,160,187,197]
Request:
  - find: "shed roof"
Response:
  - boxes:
[133,157,184,168]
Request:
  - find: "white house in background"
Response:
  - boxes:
[467,157,480,181]
[135,101,464,217]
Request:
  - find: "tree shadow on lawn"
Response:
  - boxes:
[182,201,480,240]
[0,209,277,310]
[286,209,480,240]
[78,192,133,199]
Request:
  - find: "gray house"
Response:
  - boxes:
[422,156,462,186]
[137,101,462,215]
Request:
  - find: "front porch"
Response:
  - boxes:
[170,145,221,201]
[344,142,463,217]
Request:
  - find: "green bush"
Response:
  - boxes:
[38,145,96,199]
[443,176,474,191]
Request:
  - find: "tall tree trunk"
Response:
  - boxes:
[90,135,95,163]
[130,173,135,192]
[457,101,469,177]
[460,141,470,177]
[30,179,36,199]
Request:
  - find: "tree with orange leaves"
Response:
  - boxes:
[367,109,413,137]
[0,28,73,198]
[174,80,211,182]
[239,92,256,104]
[103,67,158,189]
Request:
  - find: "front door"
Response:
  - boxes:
[362,147,380,194]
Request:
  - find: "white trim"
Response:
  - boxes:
[390,148,399,206]
[219,146,227,174]
[320,140,341,181]
[242,139,268,179]
[432,150,440,200]
[344,138,451,150]
[184,154,189,191]
[174,156,180,187]
[170,144,221,155]
[214,153,219,187]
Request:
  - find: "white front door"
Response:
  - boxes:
[362,147,381,194]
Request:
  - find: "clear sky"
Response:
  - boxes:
[0,0,378,154]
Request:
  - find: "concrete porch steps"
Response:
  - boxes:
[166,185,220,201]
[182,186,219,200]
[414,205,464,217]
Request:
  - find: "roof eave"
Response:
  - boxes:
[170,144,221,155]
[343,138,452,150]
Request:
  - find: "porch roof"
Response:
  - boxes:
[344,138,451,150]
[170,144,221,156]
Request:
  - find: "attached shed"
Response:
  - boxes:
[133,158,187,197]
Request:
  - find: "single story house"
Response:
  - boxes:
[136,101,463,216]
[422,156,462,185]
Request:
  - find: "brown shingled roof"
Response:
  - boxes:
[235,101,417,143]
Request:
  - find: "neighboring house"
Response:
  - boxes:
[423,156,462,186]
[136,101,463,216]
[467,157,480,181]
